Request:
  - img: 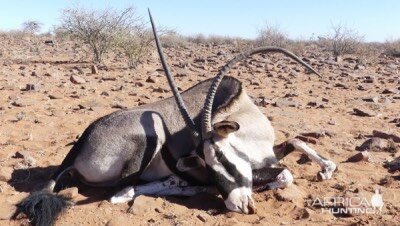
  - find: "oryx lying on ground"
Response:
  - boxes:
[16,11,336,226]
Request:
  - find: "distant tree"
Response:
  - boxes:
[22,20,42,34]
[59,6,142,63]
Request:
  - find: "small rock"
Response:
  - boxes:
[31,71,38,76]
[346,151,370,162]
[0,201,17,220]
[353,108,375,117]
[356,137,397,153]
[362,97,378,103]
[197,213,207,222]
[101,76,116,81]
[48,93,63,99]
[146,76,157,83]
[295,135,317,144]
[129,195,164,216]
[273,99,299,108]
[11,99,35,107]
[354,64,365,70]
[70,75,86,84]
[13,151,36,166]
[384,157,400,171]
[91,65,98,74]
[334,83,349,89]
[382,88,397,94]
[300,132,326,139]
[73,66,84,74]
[58,187,78,199]
[0,167,13,182]
[372,130,400,143]
[23,84,37,91]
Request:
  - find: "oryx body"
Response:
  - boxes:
[15,11,337,226]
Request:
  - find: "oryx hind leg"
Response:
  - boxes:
[274,139,336,180]
[110,175,211,204]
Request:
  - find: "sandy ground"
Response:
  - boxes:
[0,36,399,225]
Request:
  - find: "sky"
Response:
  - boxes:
[0,0,399,42]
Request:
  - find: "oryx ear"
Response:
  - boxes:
[213,121,240,137]
[176,155,205,172]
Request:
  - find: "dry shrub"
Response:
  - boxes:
[160,32,189,48]
[187,34,207,44]
[320,24,364,57]
[355,42,382,65]
[256,23,289,48]
[384,39,400,57]
[287,40,308,56]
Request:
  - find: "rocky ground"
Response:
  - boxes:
[0,36,399,225]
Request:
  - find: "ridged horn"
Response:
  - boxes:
[201,46,321,139]
[148,9,200,144]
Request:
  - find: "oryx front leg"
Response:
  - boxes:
[288,139,337,180]
[110,175,184,204]
[253,167,293,192]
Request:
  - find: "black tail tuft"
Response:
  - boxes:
[16,191,72,226]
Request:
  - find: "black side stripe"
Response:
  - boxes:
[161,144,206,186]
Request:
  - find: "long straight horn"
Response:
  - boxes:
[201,46,322,139]
[148,9,200,144]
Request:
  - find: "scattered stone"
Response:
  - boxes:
[73,66,84,74]
[273,99,299,108]
[111,103,127,110]
[354,64,366,70]
[372,130,400,143]
[0,201,16,220]
[362,97,378,103]
[58,187,79,199]
[0,167,13,182]
[353,108,375,117]
[145,76,157,83]
[91,65,98,74]
[384,157,400,171]
[334,83,349,89]
[23,84,37,91]
[176,69,190,77]
[70,75,86,84]
[11,99,35,107]
[296,154,312,164]
[31,71,38,76]
[134,81,144,87]
[44,40,55,45]
[48,93,63,99]
[346,151,370,162]
[197,213,207,222]
[300,131,326,139]
[101,76,117,81]
[13,151,36,166]
[129,196,163,216]
[382,88,397,94]
[295,135,317,144]
[356,137,397,153]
